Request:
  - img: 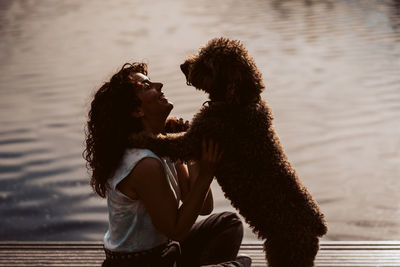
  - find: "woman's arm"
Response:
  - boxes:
[175,161,214,215]
[119,140,220,242]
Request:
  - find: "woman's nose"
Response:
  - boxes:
[155,82,163,91]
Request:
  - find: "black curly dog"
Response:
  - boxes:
[129,37,327,267]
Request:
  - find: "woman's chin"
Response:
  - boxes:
[167,100,174,110]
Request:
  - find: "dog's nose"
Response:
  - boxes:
[180,62,189,76]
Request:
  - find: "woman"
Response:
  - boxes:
[84,63,251,267]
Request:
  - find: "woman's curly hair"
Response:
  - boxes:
[84,63,147,198]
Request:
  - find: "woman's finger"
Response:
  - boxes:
[212,142,219,161]
[217,150,223,161]
[202,138,207,157]
[208,139,214,155]
[214,142,220,161]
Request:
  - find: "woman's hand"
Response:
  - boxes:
[165,117,190,133]
[198,138,223,182]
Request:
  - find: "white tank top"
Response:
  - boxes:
[103,148,181,252]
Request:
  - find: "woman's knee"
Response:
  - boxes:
[215,212,243,235]
[200,212,244,264]
[219,212,242,224]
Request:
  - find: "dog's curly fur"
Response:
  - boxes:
[129,37,327,266]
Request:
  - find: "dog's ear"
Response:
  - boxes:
[225,67,243,105]
[225,84,240,104]
[201,69,215,92]
[225,64,263,105]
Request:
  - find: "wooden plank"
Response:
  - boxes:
[0,241,399,267]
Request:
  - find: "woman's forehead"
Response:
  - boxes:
[131,73,149,83]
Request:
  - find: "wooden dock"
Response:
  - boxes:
[0,241,399,266]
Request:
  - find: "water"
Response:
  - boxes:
[0,0,399,241]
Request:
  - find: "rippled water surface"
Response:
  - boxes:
[0,0,399,241]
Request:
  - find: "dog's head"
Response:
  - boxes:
[181,37,265,105]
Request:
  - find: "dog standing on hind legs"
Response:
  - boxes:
[129,37,328,267]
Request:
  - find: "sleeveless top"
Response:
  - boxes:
[103,148,182,252]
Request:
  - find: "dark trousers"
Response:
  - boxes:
[178,211,244,267]
[102,212,244,267]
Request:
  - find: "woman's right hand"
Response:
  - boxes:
[198,138,223,181]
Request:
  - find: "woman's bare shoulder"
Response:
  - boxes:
[117,157,164,199]
[129,157,164,184]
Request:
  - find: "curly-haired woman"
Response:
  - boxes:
[84,63,251,267]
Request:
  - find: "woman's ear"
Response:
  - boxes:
[131,108,144,118]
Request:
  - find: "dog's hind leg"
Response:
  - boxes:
[264,234,319,267]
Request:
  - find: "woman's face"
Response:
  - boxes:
[131,73,173,121]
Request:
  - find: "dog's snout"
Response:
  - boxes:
[180,62,192,85]
[180,62,189,76]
